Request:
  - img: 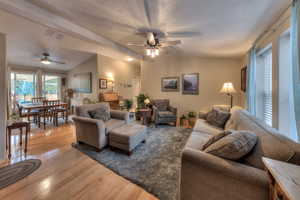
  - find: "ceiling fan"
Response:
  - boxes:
[40,53,66,65]
[127,32,181,58]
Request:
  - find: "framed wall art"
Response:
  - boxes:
[182,73,199,95]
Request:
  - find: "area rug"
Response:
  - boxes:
[0,159,41,189]
[72,126,192,200]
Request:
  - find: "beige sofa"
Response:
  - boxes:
[181,106,300,200]
[72,103,130,150]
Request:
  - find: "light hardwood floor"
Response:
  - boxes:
[0,123,158,200]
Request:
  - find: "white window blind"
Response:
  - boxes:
[263,50,272,126]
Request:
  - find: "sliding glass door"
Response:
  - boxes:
[42,75,61,100]
[10,72,36,104]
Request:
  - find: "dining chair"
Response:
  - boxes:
[16,103,40,125]
[50,100,68,126]
[32,97,46,103]
[39,100,58,129]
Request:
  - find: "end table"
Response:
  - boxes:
[139,109,152,126]
[6,121,30,159]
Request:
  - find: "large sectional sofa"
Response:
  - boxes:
[180,106,300,200]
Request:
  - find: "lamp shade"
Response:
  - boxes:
[220,82,236,94]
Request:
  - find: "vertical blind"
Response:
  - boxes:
[263,49,273,126]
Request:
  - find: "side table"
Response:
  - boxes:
[138,109,152,126]
[6,121,30,159]
[263,157,300,200]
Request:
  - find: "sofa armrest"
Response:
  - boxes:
[198,111,208,119]
[181,148,269,200]
[72,116,107,149]
[168,105,177,116]
[110,110,130,123]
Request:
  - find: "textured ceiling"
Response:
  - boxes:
[0,10,95,71]
[27,0,291,58]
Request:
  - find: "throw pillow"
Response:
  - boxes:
[204,130,258,160]
[201,130,232,150]
[206,108,231,128]
[88,107,111,121]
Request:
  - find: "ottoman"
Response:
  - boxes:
[109,124,147,155]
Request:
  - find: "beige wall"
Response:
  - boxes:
[97,55,141,102]
[67,55,99,103]
[141,55,242,115]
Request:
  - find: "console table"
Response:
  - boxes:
[263,157,300,200]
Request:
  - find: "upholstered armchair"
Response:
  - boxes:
[152,99,177,126]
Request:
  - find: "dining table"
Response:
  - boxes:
[19,101,69,128]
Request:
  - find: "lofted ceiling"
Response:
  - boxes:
[0,10,97,71]
[26,0,291,58]
[0,0,292,71]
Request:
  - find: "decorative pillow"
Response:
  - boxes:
[201,130,232,150]
[88,107,111,122]
[204,130,258,160]
[206,108,231,128]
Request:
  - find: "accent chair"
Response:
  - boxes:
[152,99,177,127]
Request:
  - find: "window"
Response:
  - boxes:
[262,49,273,126]
[42,75,61,100]
[256,47,272,126]
[10,72,36,104]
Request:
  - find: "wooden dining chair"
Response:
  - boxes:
[16,103,40,125]
[39,100,58,129]
[32,97,46,103]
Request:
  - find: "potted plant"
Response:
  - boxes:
[180,114,188,127]
[124,99,133,111]
[135,93,150,120]
[188,111,197,127]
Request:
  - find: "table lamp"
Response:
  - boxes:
[220,82,236,108]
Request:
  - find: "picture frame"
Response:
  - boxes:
[241,66,247,92]
[99,78,108,89]
[182,73,199,95]
[161,77,180,92]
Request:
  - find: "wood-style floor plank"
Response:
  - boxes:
[0,123,158,200]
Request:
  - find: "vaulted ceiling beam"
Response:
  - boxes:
[0,0,143,60]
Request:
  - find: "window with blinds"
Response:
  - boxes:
[262,49,272,126]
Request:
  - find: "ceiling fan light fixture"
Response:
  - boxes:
[146,48,151,56]
[41,59,51,65]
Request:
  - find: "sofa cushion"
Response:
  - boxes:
[233,109,296,169]
[204,130,258,160]
[193,119,223,136]
[201,130,232,150]
[185,131,212,150]
[206,108,231,129]
[76,103,110,118]
[105,119,126,133]
[88,107,111,121]
[158,111,176,118]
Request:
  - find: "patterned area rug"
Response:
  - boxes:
[72,126,192,200]
[0,159,41,189]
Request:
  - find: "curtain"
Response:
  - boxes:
[246,47,257,116]
[290,0,300,142]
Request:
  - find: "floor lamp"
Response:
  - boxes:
[220,82,236,108]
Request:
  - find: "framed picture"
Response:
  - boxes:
[99,78,107,89]
[73,72,92,93]
[182,73,199,95]
[161,77,180,92]
[241,66,247,92]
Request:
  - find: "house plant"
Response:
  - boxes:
[188,111,197,127]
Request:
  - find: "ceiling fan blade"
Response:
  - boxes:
[49,59,66,65]
[127,42,146,47]
[160,40,181,47]
[166,31,201,38]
